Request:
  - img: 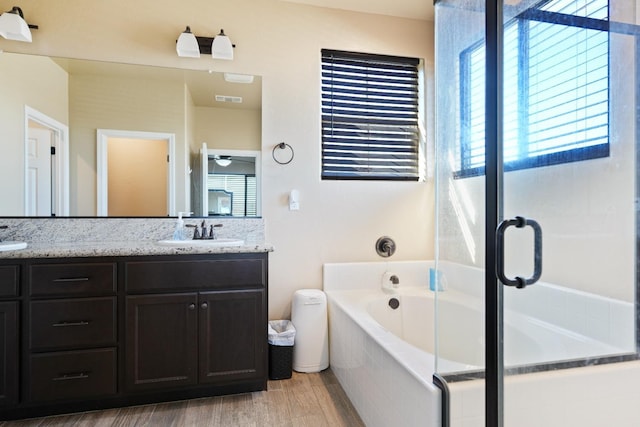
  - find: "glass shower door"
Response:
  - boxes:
[500,0,637,424]
[435,0,638,425]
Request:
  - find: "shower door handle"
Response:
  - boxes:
[496,216,542,288]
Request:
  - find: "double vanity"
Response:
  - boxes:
[0,218,271,420]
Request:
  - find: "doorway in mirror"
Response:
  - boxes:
[96,129,176,217]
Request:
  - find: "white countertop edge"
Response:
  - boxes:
[0,241,274,259]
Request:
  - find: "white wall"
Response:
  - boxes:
[434,2,636,302]
[0,0,435,318]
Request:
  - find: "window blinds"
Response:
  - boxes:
[321,49,420,180]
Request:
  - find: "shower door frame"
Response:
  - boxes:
[482,3,640,427]
[484,0,504,424]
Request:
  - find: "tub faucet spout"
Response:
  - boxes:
[382,272,400,293]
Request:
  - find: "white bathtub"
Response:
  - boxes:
[324,260,634,427]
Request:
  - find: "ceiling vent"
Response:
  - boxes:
[215,95,243,103]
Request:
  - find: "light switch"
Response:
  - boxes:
[289,190,300,211]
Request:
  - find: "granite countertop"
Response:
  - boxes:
[0,240,274,259]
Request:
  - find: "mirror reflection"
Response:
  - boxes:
[0,52,262,217]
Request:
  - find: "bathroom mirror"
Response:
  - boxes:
[0,52,262,217]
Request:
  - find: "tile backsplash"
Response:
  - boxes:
[0,217,265,244]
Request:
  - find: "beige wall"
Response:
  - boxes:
[0,54,68,215]
[0,0,435,318]
[69,73,186,215]
[194,107,261,151]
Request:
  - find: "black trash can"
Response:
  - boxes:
[267,320,296,380]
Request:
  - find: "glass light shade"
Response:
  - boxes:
[176,28,200,58]
[214,157,232,167]
[0,11,32,42]
[211,31,233,60]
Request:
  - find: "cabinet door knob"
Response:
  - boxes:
[201,302,208,309]
[189,303,196,310]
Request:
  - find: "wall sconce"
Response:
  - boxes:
[0,6,38,42]
[176,27,234,60]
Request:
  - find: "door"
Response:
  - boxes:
[25,108,70,217]
[125,293,198,391]
[198,290,266,384]
[435,0,637,425]
[26,127,52,216]
[498,1,637,425]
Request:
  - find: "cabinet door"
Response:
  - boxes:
[198,289,266,384]
[0,301,18,407]
[126,293,198,392]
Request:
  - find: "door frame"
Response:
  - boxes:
[24,106,70,217]
[96,129,176,217]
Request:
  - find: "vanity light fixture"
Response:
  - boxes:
[176,26,200,58]
[175,27,235,60]
[214,156,232,167]
[210,29,233,60]
[0,6,38,42]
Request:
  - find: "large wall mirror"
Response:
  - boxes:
[0,52,262,218]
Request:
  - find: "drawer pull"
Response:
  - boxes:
[52,372,90,381]
[52,277,90,283]
[52,321,91,327]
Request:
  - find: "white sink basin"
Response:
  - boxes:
[0,241,28,252]
[156,239,244,248]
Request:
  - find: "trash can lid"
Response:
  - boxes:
[295,289,325,297]
[294,289,326,304]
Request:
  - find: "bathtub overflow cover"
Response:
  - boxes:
[388,298,400,310]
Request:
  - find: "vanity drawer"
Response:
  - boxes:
[125,256,267,292]
[29,348,117,402]
[29,263,116,297]
[0,265,19,297]
[29,297,116,351]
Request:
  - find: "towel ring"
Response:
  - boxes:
[272,142,294,165]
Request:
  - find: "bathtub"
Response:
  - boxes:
[323,260,635,427]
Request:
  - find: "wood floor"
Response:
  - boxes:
[0,369,364,427]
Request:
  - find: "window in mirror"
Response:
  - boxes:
[207,175,256,216]
[199,147,261,217]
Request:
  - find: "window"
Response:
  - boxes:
[458,0,609,177]
[208,174,257,216]
[321,49,421,180]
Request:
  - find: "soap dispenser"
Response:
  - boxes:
[172,212,192,240]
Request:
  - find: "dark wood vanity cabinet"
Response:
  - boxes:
[125,292,199,391]
[26,262,118,404]
[0,301,18,407]
[0,266,20,408]
[0,252,268,420]
[124,255,267,394]
[125,289,265,392]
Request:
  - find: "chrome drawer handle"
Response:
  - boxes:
[52,321,91,327]
[52,277,90,283]
[52,372,90,381]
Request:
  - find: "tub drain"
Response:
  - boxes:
[388,298,400,310]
